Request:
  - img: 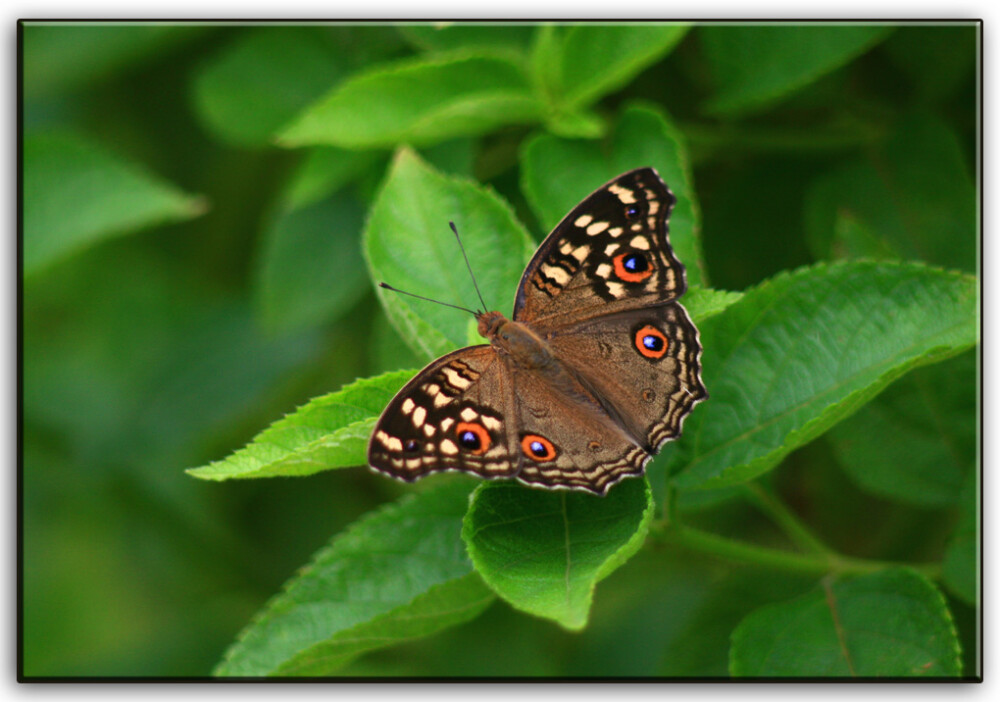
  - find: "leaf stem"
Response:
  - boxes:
[649,521,941,580]
[743,482,831,556]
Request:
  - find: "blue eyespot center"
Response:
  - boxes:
[404,439,420,453]
[459,431,480,450]
[623,253,647,273]
[643,335,664,352]
[530,440,546,457]
[625,205,641,219]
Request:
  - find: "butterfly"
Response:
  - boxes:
[368,168,706,496]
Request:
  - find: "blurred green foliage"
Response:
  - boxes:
[21,21,978,678]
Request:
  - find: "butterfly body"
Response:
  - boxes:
[369,168,706,496]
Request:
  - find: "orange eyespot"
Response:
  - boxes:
[613,251,653,283]
[455,422,491,455]
[635,325,668,359]
[521,434,557,462]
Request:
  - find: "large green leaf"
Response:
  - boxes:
[828,351,976,507]
[22,23,203,100]
[187,369,413,481]
[364,148,535,361]
[255,191,368,333]
[550,24,689,110]
[215,481,493,676]
[805,112,976,273]
[24,131,205,275]
[730,569,962,676]
[398,23,536,53]
[192,27,349,147]
[668,261,978,490]
[463,478,653,631]
[280,51,544,148]
[521,102,706,286]
[700,25,892,115]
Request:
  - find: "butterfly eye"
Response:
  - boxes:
[613,252,654,283]
[455,421,491,455]
[634,325,669,360]
[521,434,557,461]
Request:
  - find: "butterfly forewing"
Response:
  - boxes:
[368,347,519,482]
[514,168,683,328]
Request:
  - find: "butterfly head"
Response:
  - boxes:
[476,310,507,340]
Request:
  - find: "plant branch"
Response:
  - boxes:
[649,521,941,581]
[743,482,831,556]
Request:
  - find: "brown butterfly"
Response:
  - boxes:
[368,168,706,496]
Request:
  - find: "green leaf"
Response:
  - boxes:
[215,481,493,676]
[683,286,743,324]
[942,472,978,606]
[730,569,962,676]
[805,112,976,272]
[23,131,205,275]
[828,351,976,507]
[398,23,535,53]
[22,23,203,100]
[364,149,535,361]
[255,191,368,333]
[277,574,494,675]
[187,369,413,481]
[669,261,978,491]
[283,148,382,210]
[280,51,544,149]
[521,102,707,286]
[701,25,892,115]
[463,478,654,631]
[554,24,690,109]
[192,28,349,147]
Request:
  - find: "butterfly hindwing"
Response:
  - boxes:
[547,303,707,454]
[368,347,519,482]
[503,362,652,495]
[514,168,684,328]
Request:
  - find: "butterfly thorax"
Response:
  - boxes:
[477,311,553,370]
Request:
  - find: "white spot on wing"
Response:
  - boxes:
[481,415,501,430]
[541,263,570,285]
[630,236,651,250]
[441,418,455,431]
[595,263,612,279]
[440,439,459,455]
[608,227,623,238]
[460,407,478,421]
[574,214,593,227]
[587,221,609,236]
[401,398,414,415]
[604,243,620,256]
[608,184,637,203]
[442,366,471,390]
[412,406,427,427]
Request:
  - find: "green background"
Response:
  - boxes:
[21,21,978,677]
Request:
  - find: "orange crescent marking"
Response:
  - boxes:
[613,252,653,283]
[455,422,491,455]
[521,434,557,462]
[635,325,669,359]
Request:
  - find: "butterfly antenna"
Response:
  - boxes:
[449,221,488,314]
[378,282,479,317]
